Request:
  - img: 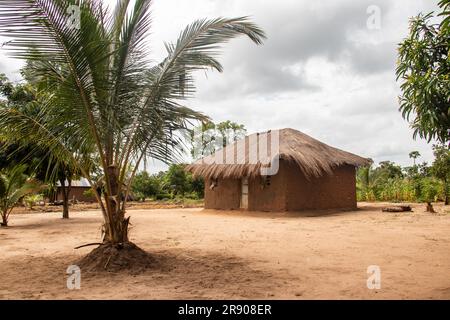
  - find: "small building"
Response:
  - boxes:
[53,178,96,203]
[186,128,371,211]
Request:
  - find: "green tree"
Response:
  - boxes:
[190,121,216,159]
[131,171,161,200]
[409,151,421,166]
[396,0,450,144]
[0,165,43,227]
[0,0,265,256]
[187,174,205,198]
[377,161,403,179]
[164,164,189,196]
[0,74,82,219]
[216,120,247,147]
[190,120,247,158]
[431,144,450,204]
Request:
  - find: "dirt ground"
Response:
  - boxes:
[1,202,449,299]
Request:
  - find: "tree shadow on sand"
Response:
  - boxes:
[1,248,282,299]
[3,217,101,230]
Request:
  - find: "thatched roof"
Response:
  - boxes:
[186,128,371,179]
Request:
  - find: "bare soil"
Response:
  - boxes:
[1,202,449,299]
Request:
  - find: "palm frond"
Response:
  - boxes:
[119,17,266,171]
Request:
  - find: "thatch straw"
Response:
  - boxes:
[186,128,371,179]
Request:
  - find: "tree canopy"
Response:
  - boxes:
[396,0,450,144]
[0,0,265,244]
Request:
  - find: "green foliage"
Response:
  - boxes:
[191,121,247,158]
[133,191,146,202]
[419,177,444,202]
[0,74,83,219]
[131,171,162,200]
[431,144,450,204]
[23,194,44,209]
[155,193,172,200]
[0,164,43,226]
[409,151,421,166]
[216,121,247,147]
[131,164,204,201]
[164,164,189,196]
[357,151,448,203]
[82,188,96,199]
[0,1,265,242]
[396,1,450,144]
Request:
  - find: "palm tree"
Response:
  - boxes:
[0,165,43,227]
[0,0,265,261]
[409,151,421,166]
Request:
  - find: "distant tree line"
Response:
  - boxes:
[1,73,246,225]
[357,146,450,204]
[130,120,247,201]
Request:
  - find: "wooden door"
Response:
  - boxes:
[240,177,249,209]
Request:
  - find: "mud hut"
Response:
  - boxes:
[186,128,371,211]
[52,178,96,203]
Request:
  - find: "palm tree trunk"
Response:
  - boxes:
[1,210,7,227]
[60,178,71,219]
[103,165,129,244]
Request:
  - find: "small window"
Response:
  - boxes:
[209,178,218,190]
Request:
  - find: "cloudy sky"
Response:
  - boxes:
[0,0,442,172]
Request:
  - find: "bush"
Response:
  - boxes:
[419,177,444,202]
[356,161,446,203]
[155,193,172,200]
[131,171,161,199]
[82,189,95,198]
[183,192,199,200]
[133,191,146,202]
[131,166,205,201]
[24,194,43,209]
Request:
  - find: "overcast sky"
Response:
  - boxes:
[0,0,442,172]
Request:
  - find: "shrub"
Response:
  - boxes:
[24,194,43,209]
[133,191,146,202]
[155,193,172,200]
[82,189,95,198]
[419,177,444,202]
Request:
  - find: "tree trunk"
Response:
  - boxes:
[103,165,129,244]
[60,178,71,219]
[1,211,7,227]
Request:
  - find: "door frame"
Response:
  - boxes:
[240,177,249,209]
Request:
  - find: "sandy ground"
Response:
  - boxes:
[1,202,450,300]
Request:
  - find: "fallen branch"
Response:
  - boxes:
[382,205,412,212]
[74,242,104,249]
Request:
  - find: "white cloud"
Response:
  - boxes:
[0,0,441,169]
